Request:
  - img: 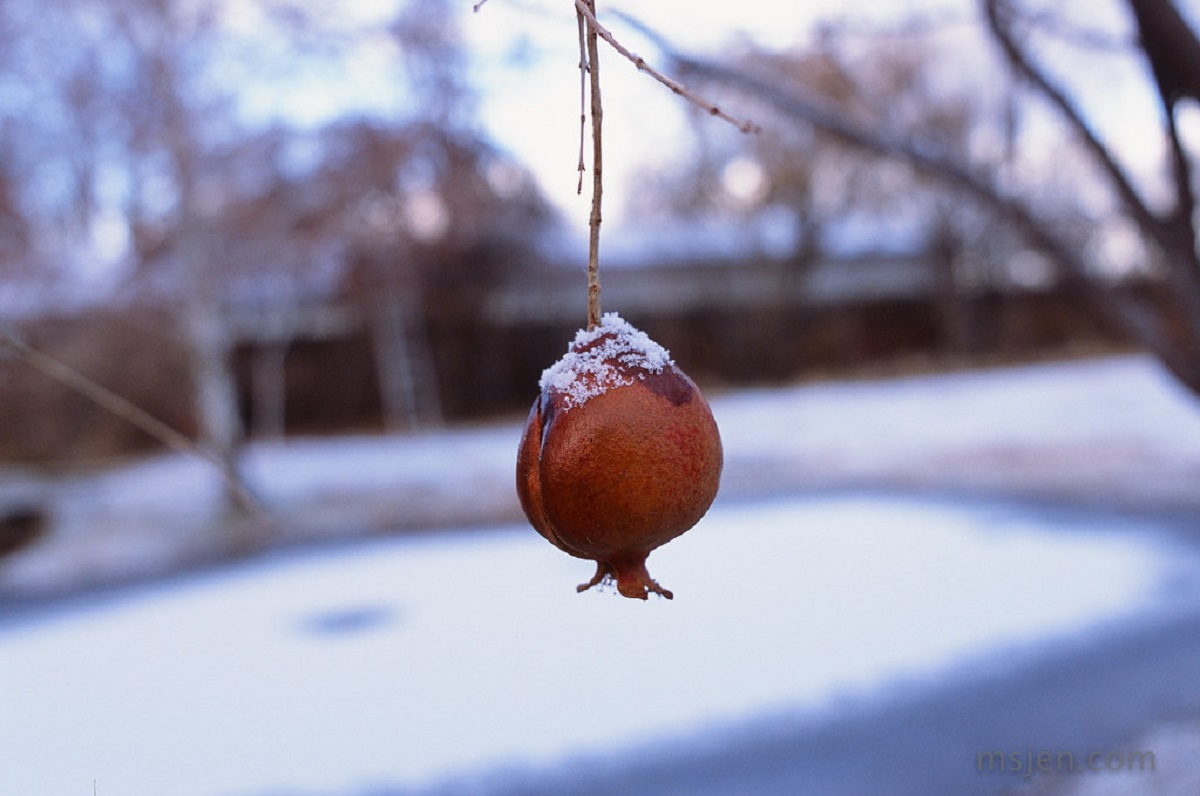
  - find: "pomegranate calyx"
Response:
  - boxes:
[576,559,674,600]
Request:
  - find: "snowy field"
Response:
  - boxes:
[1,353,1200,794]
[3,496,1200,796]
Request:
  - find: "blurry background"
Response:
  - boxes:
[2,0,1200,794]
[1,0,1197,465]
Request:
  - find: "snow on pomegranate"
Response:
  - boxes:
[516,313,723,599]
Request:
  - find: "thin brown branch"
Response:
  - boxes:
[584,0,603,330]
[0,331,264,515]
[574,1,761,135]
[576,7,588,195]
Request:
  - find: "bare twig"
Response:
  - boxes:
[583,0,603,330]
[574,1,761,134]
[576,8,588,195]
[0,331,264,515]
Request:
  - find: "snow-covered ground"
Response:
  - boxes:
[1,353,1200,795]
[2,495,1200,796]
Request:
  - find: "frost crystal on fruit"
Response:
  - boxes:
[538,312,673,409]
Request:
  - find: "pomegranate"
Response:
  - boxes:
[516,313,722,599]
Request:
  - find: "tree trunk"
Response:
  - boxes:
[185,276,249,512]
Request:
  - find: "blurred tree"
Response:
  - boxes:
[0,0,552,514]
[638,0,1200,397]
[639,32,978,243]
[633,25,1056,361]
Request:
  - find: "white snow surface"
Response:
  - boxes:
[2,353,1200,794]
[2,497,1199,796]
[538,312,673,409]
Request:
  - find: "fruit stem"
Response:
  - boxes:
[583,0,603,331]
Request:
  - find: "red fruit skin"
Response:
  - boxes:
[517,359,722,599]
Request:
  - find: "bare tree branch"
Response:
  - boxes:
[1125,0,1200,248]
[982,0,1158,237]
[1163,103,1199,247]
[1125,0,1200,104]
[649,34,1200,395]
[0,331,264,515]
[984,0,1200,339]
[575,2,761,134]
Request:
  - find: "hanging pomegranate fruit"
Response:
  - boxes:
[517,313,722,599]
